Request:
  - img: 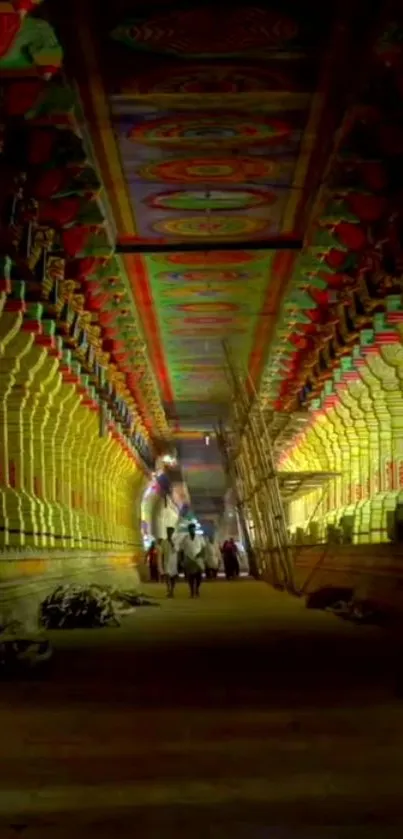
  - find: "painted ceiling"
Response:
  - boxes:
[58,0,339,511]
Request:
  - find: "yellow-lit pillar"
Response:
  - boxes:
[29,350,62,547]
[90,407,110,549]
[97,416,116,548]
[67,372,95,551]
[338,381,368,543]
[7,319,51,548]
[74,386,101,549]
[54,350,85,548]
[365,350,396,539]
[325,404,343,512]
[0,292,32,548]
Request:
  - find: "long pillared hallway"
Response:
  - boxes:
[1,579,403,836]
[3,0,403,835]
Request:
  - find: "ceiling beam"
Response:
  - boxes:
[115,237,303,255]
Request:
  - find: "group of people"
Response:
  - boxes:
[146,524,241,599]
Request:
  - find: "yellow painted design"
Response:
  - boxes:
[0,307,147,559]
[281,342,403,546]
[0,314,37,548]
[7,335,49,548]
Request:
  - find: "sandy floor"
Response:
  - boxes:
[0,580,402,836]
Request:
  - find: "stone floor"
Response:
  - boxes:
[0,579,403,837]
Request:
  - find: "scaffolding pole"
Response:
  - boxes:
[220,341,297,592]
[216,422,258,577]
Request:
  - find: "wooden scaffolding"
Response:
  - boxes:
[216,343,297,591]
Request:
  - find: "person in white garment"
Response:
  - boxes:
[180,523,205,598]
[161,526,179,598]
[205,536,220,580]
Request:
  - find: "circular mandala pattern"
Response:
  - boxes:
[152,215,268,238]
[172,325,244,334]
[156,269,254,282]
[138,67,295,94]
[161,285,236,299]
[178,302,238,313]
[114,9,299,58]
[153,251,256,266]
[182,316,234,325]
[131,116,290,148]
[148,188,276,212]
[139,157,279,183]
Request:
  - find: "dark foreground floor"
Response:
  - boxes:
[1,580,403,837]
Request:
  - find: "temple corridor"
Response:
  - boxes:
[1,580,403,836]
[2,1,403,833]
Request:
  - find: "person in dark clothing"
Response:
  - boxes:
[146,540,159,582]
[230,538,240,578]
[222,538,239,580]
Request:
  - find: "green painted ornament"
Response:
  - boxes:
[359,329,375,346]
[319,200,359,225]
[311,228,348,251]
[340,356,354,371]
[286,290,316,309]
[0,17,62,74]
[373,313,391,333]
[77,201,105,226]
[386,296,402,313]
[26,83,75,122]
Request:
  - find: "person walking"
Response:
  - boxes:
[222,538,239,580]
[156,538,164,580]
[229,538,240,578]
[162,526,179,598]
[146,539,159,582]
[205,536,219,580]
[180,523,205,598]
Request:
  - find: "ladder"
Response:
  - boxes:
[220,341,296,591]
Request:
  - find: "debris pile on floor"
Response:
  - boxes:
[306,587,390,627]
[306,587,354,611]
[40,584,160,629]
[40,584,120,629]
[332,598,390,627]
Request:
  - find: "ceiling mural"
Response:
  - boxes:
[145,251,275,406]
[111,6,305,59]
[114,61,317,97]
[58,0,338,511]
[110,101,309,242]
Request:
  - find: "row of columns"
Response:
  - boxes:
[281,342,403,543]
[0,306,147,551]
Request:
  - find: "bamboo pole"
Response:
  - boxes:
[246,370,296,590]
[221,340,297,591]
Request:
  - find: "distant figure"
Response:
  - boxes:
[222,538,240,580]
[162,526,179,598]
[146,540,159,582]
[205,537,220,579]
[156,538,164,579]
[230,539,240,578]
[181,523,205,598]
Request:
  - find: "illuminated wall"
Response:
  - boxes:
[0,306,148,611]
[278,334,403,544]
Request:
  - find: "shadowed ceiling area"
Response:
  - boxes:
[56,0,349,513]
